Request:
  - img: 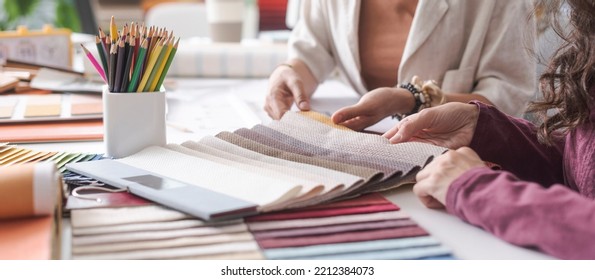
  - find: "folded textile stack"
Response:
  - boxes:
[69,193,453,260]
[70,205,262,260]
[112,111,447,213]
[247,193,453,260]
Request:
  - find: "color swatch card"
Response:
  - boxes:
[0,93,102,123]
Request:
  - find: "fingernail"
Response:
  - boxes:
[298,101,310,110]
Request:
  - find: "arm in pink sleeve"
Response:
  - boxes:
[446,168,595,259]
[468,102,564,186]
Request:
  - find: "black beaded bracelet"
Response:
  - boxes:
[392,83,423,120]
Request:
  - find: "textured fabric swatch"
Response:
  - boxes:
[199,136,364,187]
[73,232,255,255]
[72,218,243,235]
[299,193,394,210]
[256,225,428,249]
[246,192,397,222]
[73,241,261,260]
[72,223,249,246]
[117,146,304,211]
[165,143,328,197]
[236,126,398,180]
[188,137,364,195]
[263,235,440,259]
[247,211,409,231]
[297,111,352,131]
[306,245,453,260]
[71,205,192,228]
[253,219,418,240]
[246,203,398,222]
[241,126,423,193]
[179,250,264,260]
[270,112,447,173]
[216,131,382,183]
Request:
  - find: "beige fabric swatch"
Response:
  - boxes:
[73,240,260,260]
[165,143,328,196]
[72,218,243,235]
[195,137,365,194]
[191,138,361,190]
[73,232,255,255]
[215,131,387,203]
[239,126,402,180]
[117,146,304,211]
[70,205,193,228]
[72,223,249,246]
[179,250,264,260]
[216,132,382,184]
[269,112,447,174]
[190,137,370,208]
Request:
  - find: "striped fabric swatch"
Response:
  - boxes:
[69,193,453,260]
[247,193,453,259]
[70,206,263,260]
[0,143,105,186]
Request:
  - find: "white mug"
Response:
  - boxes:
[206,0,245,42]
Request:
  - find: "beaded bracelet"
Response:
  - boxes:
[392,76,444,120]
[392,82,429,120]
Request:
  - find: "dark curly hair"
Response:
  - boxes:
[528,0,595,144]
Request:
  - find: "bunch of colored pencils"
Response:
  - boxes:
[82,16,179,93]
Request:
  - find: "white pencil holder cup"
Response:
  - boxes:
[103,85,166,158]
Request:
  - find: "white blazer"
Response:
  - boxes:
[288,0,536,116]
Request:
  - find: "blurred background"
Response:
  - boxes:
[0,0,294,39]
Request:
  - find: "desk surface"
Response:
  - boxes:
[22,78,552,260]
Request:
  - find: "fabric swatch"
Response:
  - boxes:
[73,232,255,255]
[253,219,417,240]
[246,203,398,222]
[247,211,409,231]
[72,240,261,260]
[72,223,249,246]
[263,235,440,259]
[256,225,428,249]
[306,245,453,260]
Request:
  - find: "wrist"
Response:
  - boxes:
[390,88,417,120]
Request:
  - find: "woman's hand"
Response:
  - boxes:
[264,65,310,120]
[413,147,486,208]
[383,103,479,149]
[331,87,415,131]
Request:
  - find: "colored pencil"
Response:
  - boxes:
[127,39,148,92]
[154,38,179,91]
[149,37,174,91]
[108,44,117,91]
[81,44,107,83]
[143,40,169,92]
[113,39,126,92]
[136,39,164,92]
[120,37,135,92]
[110,16,117,43]
[95,36,108,78]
